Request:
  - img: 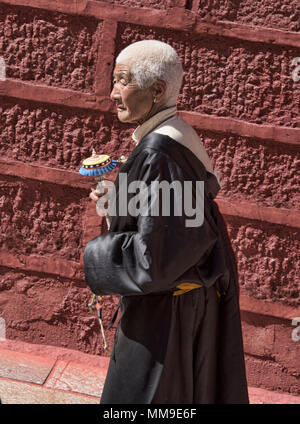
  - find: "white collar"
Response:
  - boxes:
[132,106,177,145]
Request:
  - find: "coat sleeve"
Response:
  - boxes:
[83,149,218,296]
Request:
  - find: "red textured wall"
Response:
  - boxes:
[0,0,299,396]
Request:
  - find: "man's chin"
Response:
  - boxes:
[117,110,133,123]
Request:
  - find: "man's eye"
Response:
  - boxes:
[112,79,126,86]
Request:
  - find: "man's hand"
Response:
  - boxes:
[89,186,108,203]
[89,185,111,225]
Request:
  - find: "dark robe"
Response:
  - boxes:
[83,132,249,404]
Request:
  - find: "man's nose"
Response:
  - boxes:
[110,84,120,101]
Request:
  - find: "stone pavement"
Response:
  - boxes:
[0,339,299,405]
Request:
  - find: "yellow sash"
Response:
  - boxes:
[173,283,221,299]
[173,283,202,296]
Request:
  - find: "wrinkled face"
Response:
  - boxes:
[110,63,154,125]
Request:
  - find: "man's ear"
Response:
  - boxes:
[151,80,167,102]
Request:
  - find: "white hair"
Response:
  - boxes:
[116,40,183,106]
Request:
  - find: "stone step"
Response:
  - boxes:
[0,339,299,404]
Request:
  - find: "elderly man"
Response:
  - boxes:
[84,40,249,404]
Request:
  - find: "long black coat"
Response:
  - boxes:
[83,133,249,404]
